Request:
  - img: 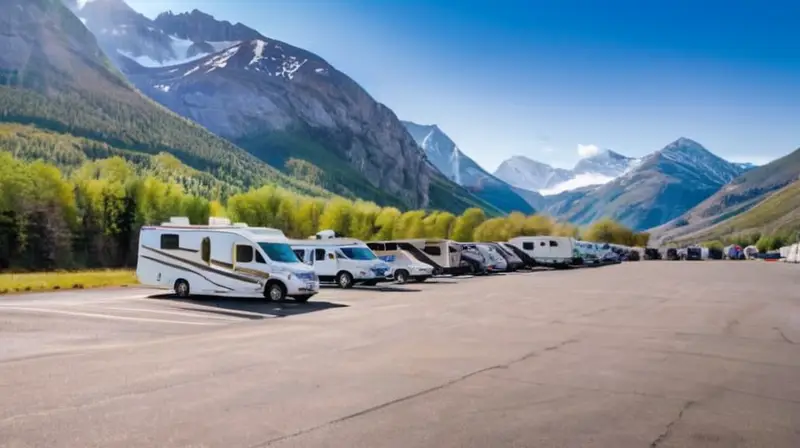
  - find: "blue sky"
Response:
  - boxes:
[128,0,800,170]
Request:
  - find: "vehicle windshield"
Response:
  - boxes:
[258,243,301,263]
[338,247,377,260]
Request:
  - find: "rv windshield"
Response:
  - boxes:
[258,243,300,263]
[339,247,377,260]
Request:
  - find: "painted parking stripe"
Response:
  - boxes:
[100,306,241,322]
[0,306,222,326]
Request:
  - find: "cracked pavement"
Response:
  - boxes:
[1,261,799,447]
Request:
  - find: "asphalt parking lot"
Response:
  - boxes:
[1,261,798,447]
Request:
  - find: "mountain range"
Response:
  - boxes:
[61,0,499,214]
[402,122,534,214]
[2,0,796,242]
[494,149,640,195]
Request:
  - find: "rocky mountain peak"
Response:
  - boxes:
[153,8,264,42]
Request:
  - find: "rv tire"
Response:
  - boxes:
[336,271,354,289]
[174,279,190,298]
[265,281,286,301]
[394,269,409,284]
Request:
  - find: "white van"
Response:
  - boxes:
[290,234,390,288]
[136,217,319,302]
[507,236,579,268]
[366,241,435,283]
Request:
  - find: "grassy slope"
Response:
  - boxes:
[653,148,800,241]
[0,0,327,196]
[673,180,800,243]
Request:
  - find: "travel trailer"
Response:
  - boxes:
[507,236,579,267]
[290,232,390,288]
[388,239,465,275]
[366,241,435,283]
[575,241,602,265]
[500,242,537,268]
[475,243,508,272]
[136,217,319,302]
[459,244,490,275]
[488,242,524,271]
[686,246,703,261]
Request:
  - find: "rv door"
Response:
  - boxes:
[312,247,337,276]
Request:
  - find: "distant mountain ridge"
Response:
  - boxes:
[652,146,800,243]
[536,138,750,230]
[402,121,534,213]
[494,149,639,195]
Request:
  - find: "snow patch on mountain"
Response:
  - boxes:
[494,149,639,194]
[539,173,616,196]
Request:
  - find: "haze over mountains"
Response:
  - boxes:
[2,0,795,243]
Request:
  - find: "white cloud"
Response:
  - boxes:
[577,143,600,158]
[539,173,615,196]
[76,0,97,9]
[541,146,554,153]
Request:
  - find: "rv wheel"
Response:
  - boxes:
[336,272,354,289]
[265,282,286,301]
[394,269,409,284]
[174,279,190,298]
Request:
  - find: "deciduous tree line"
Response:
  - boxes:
[0,155,649,271]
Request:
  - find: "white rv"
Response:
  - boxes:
[366,241,435,283]
[136,217,319,302]
[507,236,579,267]
[290,232,390,288]
[386,239,465,275]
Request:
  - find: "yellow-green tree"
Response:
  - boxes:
[451,208,486,241]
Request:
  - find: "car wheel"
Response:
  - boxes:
[265,282,286,301]
[174,279,190,298]
[336,272,354,289]
[394,269,409,284]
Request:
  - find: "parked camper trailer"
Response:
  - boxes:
[366,241,435,283]
[459,244,490,275]
[390,239,465,275]
[485,242,523,271]
[508,236,579,267]
[136,217,319,302]
[686,246,703,261]
[500,242,537,268]
[290,235,390,288]
[744,245,760,260]
[475,243,508,272]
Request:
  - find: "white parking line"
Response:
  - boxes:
[0,306,222,326]
[101,306,241,322]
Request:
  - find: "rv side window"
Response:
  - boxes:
[540,241,546,247]
[449,246,458,253]
[550,240,559,247]
[293,249,305,261]
[385,243,397,250]
[523,242,534,250]
[236,245,254,263]
[201,237,210,263]
[160,234,179,249]
[424,246,442,256]
[255,251,266,264]
[314,249,326,261]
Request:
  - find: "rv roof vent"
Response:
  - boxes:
[164,217,190,226]
[315,229,338,239]
[232,222,249,227]
[209,217,232,226]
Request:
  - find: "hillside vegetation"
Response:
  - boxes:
[654,147,800,242]
[674,180,800,247]
[0,154,645,271]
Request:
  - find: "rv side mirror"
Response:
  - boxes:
[328,253,336,260]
